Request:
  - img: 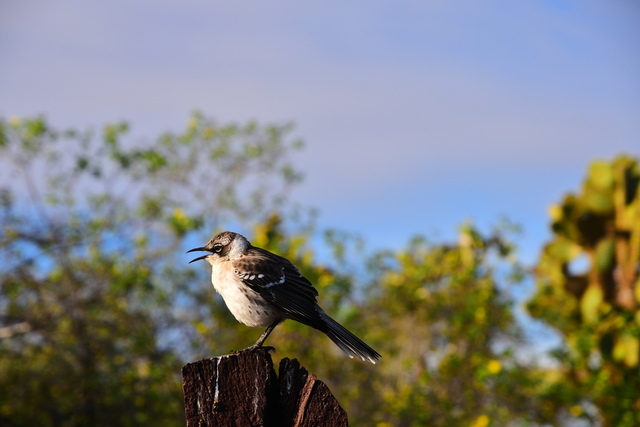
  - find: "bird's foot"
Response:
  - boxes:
[231,345,275,355]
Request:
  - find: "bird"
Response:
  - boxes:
[187,231,381,364]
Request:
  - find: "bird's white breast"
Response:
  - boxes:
[210,262,283,327]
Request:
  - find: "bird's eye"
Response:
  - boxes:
[213,245,223,253]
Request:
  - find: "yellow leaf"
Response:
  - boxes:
[415,287,429,300]
[487,360,502,374]
[187,117,198,130]
[196,322,208,335]
[548,204,562,222]
[569,405,583,417]
[588,161,614,190]
[202,126,215,139]
[470,415,490,427]
[580,283,603,324]
[613,334,639,367]
[135,359,151,378]
[623,335,639,368]
[173,207,186,221]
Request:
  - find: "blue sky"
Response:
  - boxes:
[1,1,639,268]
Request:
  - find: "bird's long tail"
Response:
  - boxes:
[319,310,381,364]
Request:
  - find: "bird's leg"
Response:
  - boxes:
[237,319,281,354]
[248,319,280,350]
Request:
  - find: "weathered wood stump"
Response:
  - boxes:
[182,349,348,426]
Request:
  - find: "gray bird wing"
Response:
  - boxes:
[231,247,326,330]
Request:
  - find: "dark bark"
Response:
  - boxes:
[182,349,348,427]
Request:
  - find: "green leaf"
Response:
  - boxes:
[588,161,615,190]
[141,150,167,172]
[594,237,615,272]
[585,191,614,214]
[0,122,7,147]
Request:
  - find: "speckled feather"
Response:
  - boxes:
[232,247,326,331]
[190,231,381,363]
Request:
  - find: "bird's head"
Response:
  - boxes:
[187,231,250,264]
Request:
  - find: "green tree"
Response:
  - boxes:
[0,113,303,426]
[3,113,606,427]
[350,225,556,426]
[527,156,640,426]
[196,217,556,426]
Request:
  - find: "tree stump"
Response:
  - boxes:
[182,349,348,426]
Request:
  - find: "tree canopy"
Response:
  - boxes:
[528,156,640,426]
[0,114,638,426]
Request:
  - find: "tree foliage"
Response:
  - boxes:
[0,114,303,426]
[528,156,640,426]
[351,225,551,426]
[1,113,633,426]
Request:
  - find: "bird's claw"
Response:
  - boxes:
[231,346,275,355]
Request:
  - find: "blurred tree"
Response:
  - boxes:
[4,113,620,427]
[201,217,559,426]
[527,156,640,426]
[344,224,557,426]
[0,113,304,426]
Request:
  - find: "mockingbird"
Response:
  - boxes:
[188,231,381,364]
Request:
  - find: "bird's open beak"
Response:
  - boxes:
[187,247,211,264]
